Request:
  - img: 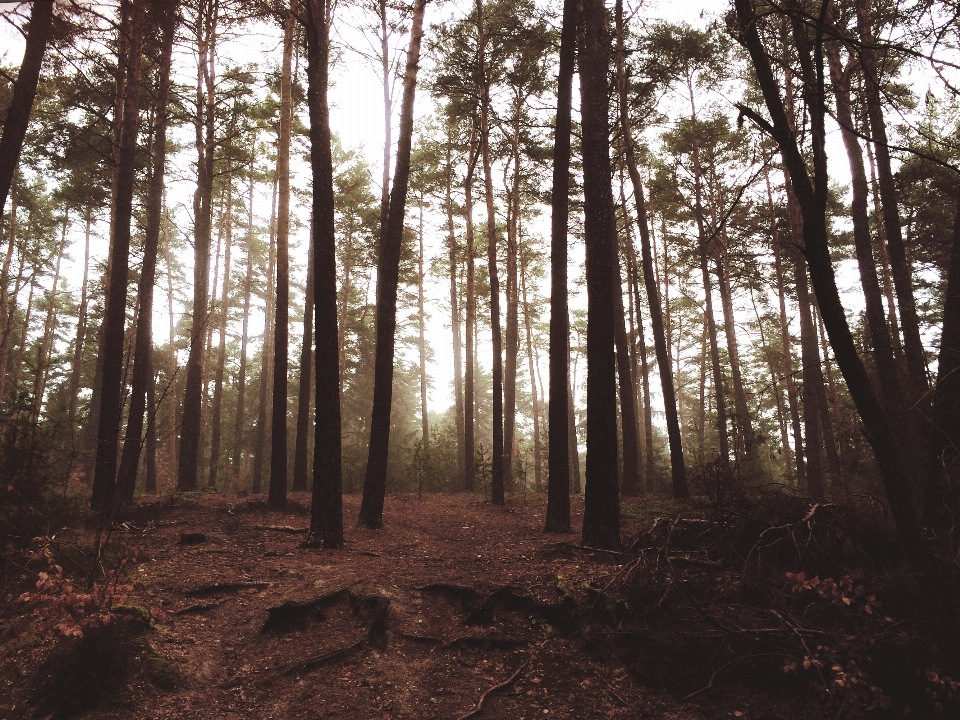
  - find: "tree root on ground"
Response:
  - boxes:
[457,656,530,720]
[183,580,270,596]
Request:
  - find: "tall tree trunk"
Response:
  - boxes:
[305,0,344,547]
[253,177,278,494]
[614,0,686,498]
[9,275,34,401]
[0,189,18,408]
[545,0,576,532]
[0,0,54,219]
[91,0,146,512]
[233,169,255,475]
[613,248,640,495]
[520,257,542,492]
[178,0,219,492]
[32,218,65,422]
[208,163,234,490]
[475,0,505,506]
[445,128,465,488]
[164,209,180,470]
[269,0,297,510]
[117,0,175,504]
[854,0,928,401]
[502,124,521,495]
[865,140,901,349]
[627,247,656,490]
[579,0,620,550]
[735,0,957,642]
[417,201,430,452]
[67,205,92,431]
[358,0,427,529]
[464,136,478,493]
[293,228,315,492]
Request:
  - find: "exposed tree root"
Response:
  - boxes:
[457,656,530,720]
[261,585,356,632]
[174,599,227,615]
[282,637,367,676]
[255,525,308,534]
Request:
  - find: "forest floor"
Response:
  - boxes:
[1,491,948,719]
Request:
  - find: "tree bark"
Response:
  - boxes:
[31,218,65,423]
[293,227,315,492]
[545,0,576,532]
[233,164,256,475]
[0,0,54,219]
[305,0,344,547]
[614,0,686,498]
[358,0,427,529]
[445,126,465,489]
[91,0,146,513]
[521,256,542,492]
[579,0,620,550]
[735,0,957,641]
[67,205,92,431]
[253,177,278,494]
[269,0,297,510]
[417,200,429,452]
[178,0,219,492]
[117,0,175,505]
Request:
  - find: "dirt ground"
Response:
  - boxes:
[2,492,830,719]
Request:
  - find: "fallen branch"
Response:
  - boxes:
[282,637,367,676]
[174,599,227,615]
[184,580,270,596]
[457,656,530,720]
[255,525,308,534]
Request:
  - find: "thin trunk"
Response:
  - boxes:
[475,0,505,506]
[521,257,542,492]
[208,163,234,490]
[613,248,640,495]
[233,170,255,474]
[464,131,479,493]
[503,124,521,494]
[32,218,65,422]
[445,130,465,488]
[615,0,686,497]
[253,176,278,494]
[0,188,18,407]
[545,0,576,531]
[67,205,92,430]
[854,0,928,401]
[293,226,315,492]
[269,0,297,510]
[305,0,344,547]
[91,0,146,512]
[178,0,219,492]
[417,200,429,451]
[358,0,427,528]
[865,140,901,349]
[164,208,180,469]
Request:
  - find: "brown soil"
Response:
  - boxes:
[2,492,825,719]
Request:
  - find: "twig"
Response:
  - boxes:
[682,653,774,700]
[458,656,530,720]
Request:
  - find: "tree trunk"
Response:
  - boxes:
[358,0,427,529]
[545,0,576,532]
[503,124,521,495]
[579,0,620,550]
[233,166,255,476]
[208,163,234,491]
[269,0,297,510]
[520,256,542,492]
[0,189,19,408]
[305,0,344,547]
[474,0,505,507]
[613,247,640,495]
[614,0,686,498]
[178,0,219,492]
[31,218,65,423]
[854,0,928,401]
[67,205,92,431]
[464,133,478,493]
[0,0,54,219]
[735,0,957,642]
[445,126,465,488]
[253,176,278,494]
[91,0,146,513]
[293,227,315,492]
[117,0,175,504]
[417,200,429,452]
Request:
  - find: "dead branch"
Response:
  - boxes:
[183,580,270,596]
[457,656,530,720]
[255,525,308,534]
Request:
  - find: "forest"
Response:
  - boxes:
[1,0,960,718]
